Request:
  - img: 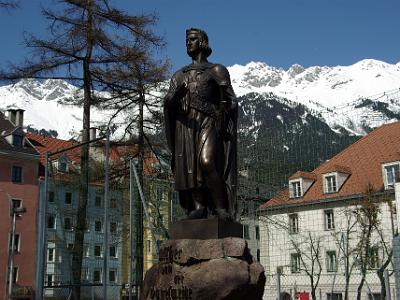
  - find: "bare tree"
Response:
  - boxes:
[374,191,395,300]
[291,232,323,300]
[331,209,359,300]
[350,185,379,300]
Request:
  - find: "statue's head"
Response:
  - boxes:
[186,28,212,58]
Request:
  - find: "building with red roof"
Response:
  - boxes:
[259,121,400,300]
[0,110,40,300]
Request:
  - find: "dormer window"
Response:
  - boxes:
[54,155,70,173]
[324,174,337,193]
[288,171,316,199]
[12,134,23,147]
[382,162,400,189]
[58,161,67,173]
[290,180,302,198]
[323,167,351,194]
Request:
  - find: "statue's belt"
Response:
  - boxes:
[186,95,217,119]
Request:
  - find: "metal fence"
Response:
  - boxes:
[34,88,400,300]
[37,132,182,300]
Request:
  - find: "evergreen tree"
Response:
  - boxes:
[0,1,166,298]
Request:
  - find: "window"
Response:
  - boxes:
[67,243,74,251]
[110,198,117,209]
[110,245,117,258]
[9,233,20,252]
[109,269,117,283]
[81,268,89,282]
[46,274,54,287]
[171,191,179,204]
[110,222,117,233]
[256,249,260,262]
[327,293,343,300]
[276,266,284,275]
[12,134,23,147]
[147,240,151,254]
[291,253,301,273]
[291,180,302,198]
[65,192,72,205]
[48,191,55,202]
[85,220,90,232]
[383,163,399,189]
[48,215,56,229]
[58,161,67,172]
[255,226,260,240]
[11,267,18,284]
[93,269,102,283]
[11,166,22,183]
[368,247,379,269]
[243,225,250,240]
[326,251,337,272]
[64,217,73,230]
[95,220,102,232]
[289,214,299,234]
[83,243,90,257]
[95,196,102,208]
[94,244,102,257]
[12,199,22,209]
[48,248,55,262]
[324,174,337,193]
[324,210,335,230]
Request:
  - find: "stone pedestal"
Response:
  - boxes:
[170,219,243,240]
[141,238,265,300]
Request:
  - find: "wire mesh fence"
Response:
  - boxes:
[35,87,400,299]
[38,133,182,299]
[235,89,400,300]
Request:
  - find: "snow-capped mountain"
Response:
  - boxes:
[229,58,400,134]
[0,79,137,139]
[0,58,399,139]
[230,59,400,106]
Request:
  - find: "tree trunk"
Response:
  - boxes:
[72,2,94,299]
[134,93,145,294]
[356,277,365,300]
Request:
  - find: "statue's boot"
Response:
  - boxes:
[215,208,233,221]
[187,207,207,219]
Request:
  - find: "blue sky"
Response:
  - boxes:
[0,0,399,73]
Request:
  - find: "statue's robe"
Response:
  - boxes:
[164,62,237,216]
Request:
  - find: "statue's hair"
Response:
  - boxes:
[186,28,212,57]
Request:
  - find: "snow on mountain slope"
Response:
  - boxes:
[0,59,399,139]
[228,58,400,134]
[0,79,130,139]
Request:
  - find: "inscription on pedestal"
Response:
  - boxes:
[149,246,193,300]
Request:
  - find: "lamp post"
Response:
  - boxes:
[8,205,26,300]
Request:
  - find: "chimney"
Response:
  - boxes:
[7,109,17,125]
[15,109,25,128]
[90,127,97,141]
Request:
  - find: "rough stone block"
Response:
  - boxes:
[141,238,265,300]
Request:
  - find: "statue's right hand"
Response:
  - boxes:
[165,79,188,106]
[175,80,188,99]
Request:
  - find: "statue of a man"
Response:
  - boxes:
[164,28,237,220]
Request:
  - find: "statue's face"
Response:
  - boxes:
[186,32,201,57]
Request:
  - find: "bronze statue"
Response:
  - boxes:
[164,28,237,220]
